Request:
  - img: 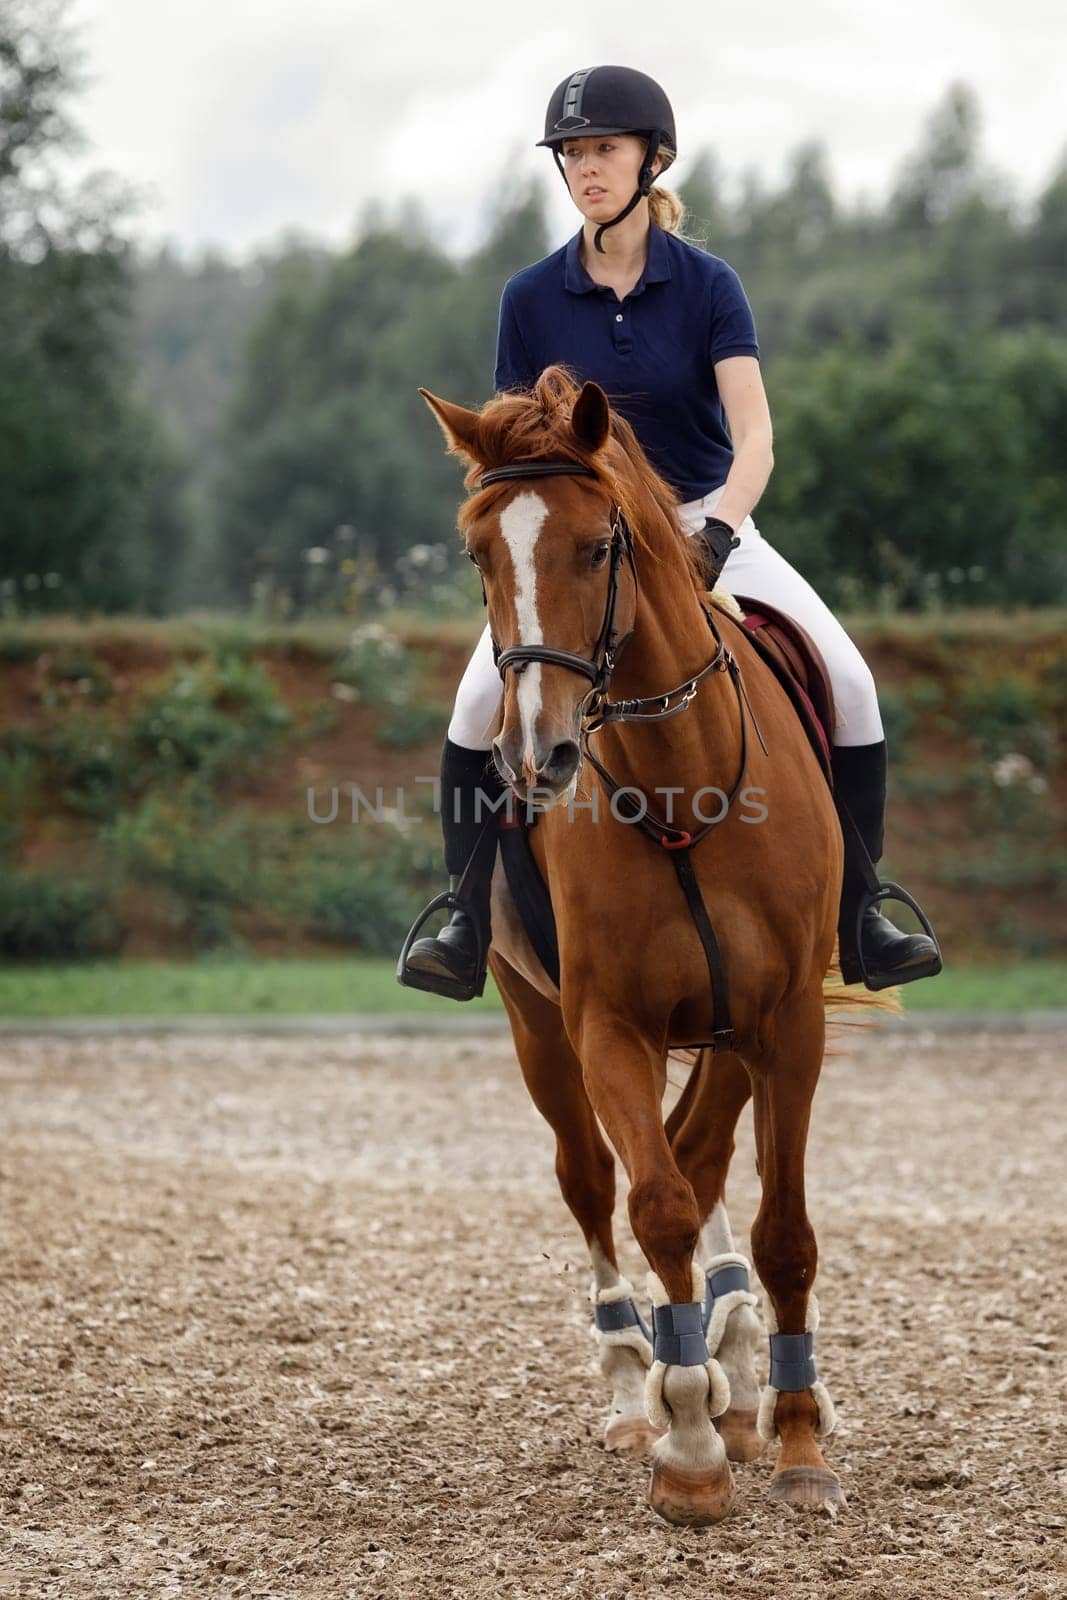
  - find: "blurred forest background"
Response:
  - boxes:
[1,1,1064,984]
[3,1,1066,623]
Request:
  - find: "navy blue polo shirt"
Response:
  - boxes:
[493,223,759,502]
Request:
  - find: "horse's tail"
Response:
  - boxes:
[822,944,903,1054]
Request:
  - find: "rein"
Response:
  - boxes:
[477,458,769,1051]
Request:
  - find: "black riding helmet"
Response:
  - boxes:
[537,65,676,253]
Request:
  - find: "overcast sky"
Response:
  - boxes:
[66,0,1066,260]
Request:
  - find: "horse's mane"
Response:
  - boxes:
[455,366,708,595]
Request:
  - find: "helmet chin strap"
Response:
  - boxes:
[552,132,664,255]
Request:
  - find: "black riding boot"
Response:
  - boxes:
[396,737,507,1002]
[831,739,942,988]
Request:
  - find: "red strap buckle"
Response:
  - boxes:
[498,791,524,830]
[660,831,692,850]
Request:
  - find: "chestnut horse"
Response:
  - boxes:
[419,367,893,1526]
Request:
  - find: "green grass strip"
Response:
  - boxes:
[0,957,1063,1019]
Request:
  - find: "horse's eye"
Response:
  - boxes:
[590,542,611,570]
[465,548,480,567]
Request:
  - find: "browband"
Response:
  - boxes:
[479,461,598,487]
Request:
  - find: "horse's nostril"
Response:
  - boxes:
[492,741,518,785]
[538,740,581,786]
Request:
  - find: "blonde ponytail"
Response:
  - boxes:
[646,142,706,246]
[647,184,685,234]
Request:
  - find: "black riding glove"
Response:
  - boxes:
[692,516,740,588]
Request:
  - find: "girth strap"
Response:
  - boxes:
[768,1330,817,1392]
[671,851,734,1051]
[651,1300,710,1367]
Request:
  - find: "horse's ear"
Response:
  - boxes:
[419,388,486,465]
[571,381,611,455]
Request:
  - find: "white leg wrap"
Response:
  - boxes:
[757,1292,836,1441]
[644,1264,731,1427]
[590,1274,638,1307]
[756,1379,836,1441]
[811,1380,837,1438]
[756,1383,780,1443]
[702,1251,759,1358]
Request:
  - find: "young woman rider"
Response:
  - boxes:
[399,65,941,1001]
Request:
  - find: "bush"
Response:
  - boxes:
[130,654,290,787]
[0,745,38,857]
[0,870,122,960]
[934,843,1067,890]
[956,676,1057,768]
[104,796,267,951]
[378,701,449,749]
[43,718,132,818]
[332,624,449,748]
[36,649,115,707]
[298,837,431,954]
[332,623,409,703]
[878,687,914,755]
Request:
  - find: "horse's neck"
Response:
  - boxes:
[595,544,745,809]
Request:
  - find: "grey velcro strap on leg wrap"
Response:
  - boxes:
[652,1300,710,1367]
[768,1330,817,1391]
[594,1296,651,1343]
[703,1262,750,1326]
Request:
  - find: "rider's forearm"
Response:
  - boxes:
[711,430,774,534]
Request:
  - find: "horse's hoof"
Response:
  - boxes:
[648,1457,735,1527]
[767,1466,846,1509]
[604,1416,664,1457]
[715,1407,766,1463]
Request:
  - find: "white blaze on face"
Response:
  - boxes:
[499,491,548,770]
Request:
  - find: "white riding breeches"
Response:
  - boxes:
[447,484,885,752]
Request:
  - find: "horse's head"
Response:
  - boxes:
[421,367,702,804]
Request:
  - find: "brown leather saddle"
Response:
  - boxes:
[730,594,837,783]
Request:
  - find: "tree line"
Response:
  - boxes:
[2,1,1065,616]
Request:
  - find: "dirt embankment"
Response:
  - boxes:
[1,612,1064,962]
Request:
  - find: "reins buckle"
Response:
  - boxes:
[661,831,692,851]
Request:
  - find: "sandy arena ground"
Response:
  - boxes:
[1,1022,1064,1599]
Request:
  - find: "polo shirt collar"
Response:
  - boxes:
[564,222,673,296]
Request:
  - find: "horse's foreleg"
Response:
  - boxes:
[669,1049,766,1462]
[492,958,657,1455]
[586,1242,660,1457]
[572,1011,733,1525]
[747,997,844,1509]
